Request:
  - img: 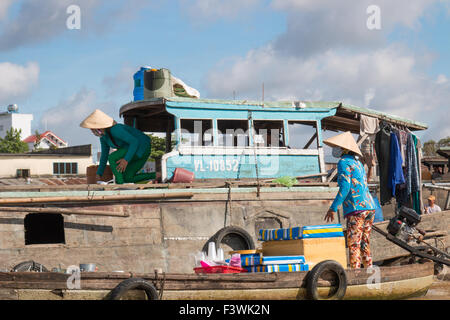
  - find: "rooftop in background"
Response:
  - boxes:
[437,147,450,160]
[120,97,428,132]
[31,144,91,156]
[0,144,92,157]
[23,130,68,150]
[23,130,63,143]
[422,155,449,166]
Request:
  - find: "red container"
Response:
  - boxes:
[194,266,247,274]
[171,168,195,183]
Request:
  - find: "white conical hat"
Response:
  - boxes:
[323,131,363,157]
[80,109,114,129]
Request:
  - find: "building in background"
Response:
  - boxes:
[0,145,93,178]
[23,130,68,151]
[422,155,448,180]
[0,104,33,140]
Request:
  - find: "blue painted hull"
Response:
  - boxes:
[165,154,320,180]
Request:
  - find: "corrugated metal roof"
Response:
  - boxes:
[165,96,340,110]
[166,97,428,129]
[339,103,428,130]
[120,97,428,130]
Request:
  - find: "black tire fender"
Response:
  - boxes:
[305,260,347,300]
[107,278,159,300]
[202,226,255,253]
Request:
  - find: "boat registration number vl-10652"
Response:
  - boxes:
[194,159,239,172]
[164,150,321,180]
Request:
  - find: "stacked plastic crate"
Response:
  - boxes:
[243,224,347,272]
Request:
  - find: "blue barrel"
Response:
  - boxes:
[133,66,151,101]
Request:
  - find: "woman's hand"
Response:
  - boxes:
[324,209,336,223]
[116,159,128,173]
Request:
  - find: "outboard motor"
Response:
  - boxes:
[387,206,422,242]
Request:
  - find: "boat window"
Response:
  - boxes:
[288,121,318,149]
[24,213,65,245]
[253,120,285,147]
[217,120,249,147]
[180,119,213,146]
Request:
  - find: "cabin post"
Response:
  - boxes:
[212,119,218,147]
[283,120,289,147]
[165,118,172,153]
[174,116,181,148]
[316,120,327,183]
[247,111,254,146]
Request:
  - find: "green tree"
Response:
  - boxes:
[423,137,450,156]
[33,130,43,152]
[437,136,450,148]
[423,140,437,156]
[0,128,29,153]
[147,134,175,161]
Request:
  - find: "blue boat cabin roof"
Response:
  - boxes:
[120,97,428,133]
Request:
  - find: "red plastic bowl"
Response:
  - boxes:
[194,266,247,274]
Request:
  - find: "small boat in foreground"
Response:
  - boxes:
[0,262,434,300]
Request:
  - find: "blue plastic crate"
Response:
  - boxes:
[301,224,344,238]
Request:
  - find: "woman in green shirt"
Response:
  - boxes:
[80,109,156,184]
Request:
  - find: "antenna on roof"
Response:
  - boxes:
[262,83,264,102]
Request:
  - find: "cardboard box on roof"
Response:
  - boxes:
[262,237,347,268]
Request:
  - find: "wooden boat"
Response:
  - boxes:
[0,262,434,300]
[0,95,446,288]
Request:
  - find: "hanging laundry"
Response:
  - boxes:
[359,115,380,136]
[388,132,405,197]
[406,133,419,195]
[411,134,422,214]
[375,123,392,205]
[399,130,408,167]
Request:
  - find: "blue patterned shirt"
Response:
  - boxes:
[330,154,376,217]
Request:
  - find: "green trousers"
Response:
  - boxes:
[108,148,156,184]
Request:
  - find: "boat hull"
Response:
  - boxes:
[0,263,434,300]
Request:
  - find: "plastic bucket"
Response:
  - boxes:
[171,168,194,183]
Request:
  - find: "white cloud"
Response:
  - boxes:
[207,43,450,139]
[270,0,440,58]
[204,0,450,141]
[272,0,437,28]
[39,88,119,147]
[0,61,39,104]
[182,0,261,20]
[102,64,136,97]
[436,74,448,84]
[0,0,14,20]
[0,0,155,51]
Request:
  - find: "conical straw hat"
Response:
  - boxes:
[323,131,363,157]
[80,109,114,129]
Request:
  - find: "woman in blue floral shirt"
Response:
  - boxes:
[323,132,377,269]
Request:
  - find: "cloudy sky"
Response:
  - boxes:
[0,0,449,155]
